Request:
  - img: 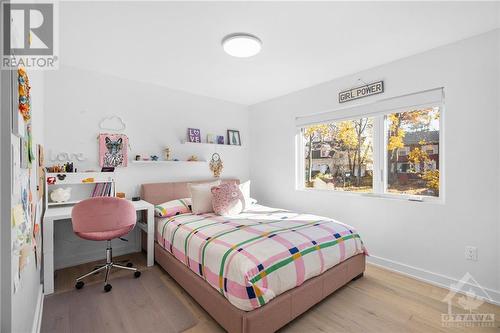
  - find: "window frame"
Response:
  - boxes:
[296,92,445,204]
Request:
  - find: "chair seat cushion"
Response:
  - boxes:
[76,224,134,241]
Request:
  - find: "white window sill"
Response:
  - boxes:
[295,187,444,205]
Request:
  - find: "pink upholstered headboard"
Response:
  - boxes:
[141,179,240,205]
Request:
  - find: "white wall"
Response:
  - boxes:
[44,66,250,268]
[497,29,500,303]
[11,70,45,333]
[249,30,500,300]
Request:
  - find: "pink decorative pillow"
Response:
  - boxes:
[211,183,245,215]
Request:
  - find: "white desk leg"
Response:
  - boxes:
[135,218,141,253]
[42,216,55,294]
[147,207,154,267]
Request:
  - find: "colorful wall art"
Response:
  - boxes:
[188,128,201,143]
[98,133,129,167]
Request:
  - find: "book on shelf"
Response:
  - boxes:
[92,182,113,197]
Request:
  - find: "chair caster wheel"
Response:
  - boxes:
[134,271,141,278]
[75,281,84,289]
[104,284,112,292]
[126,262,133,267]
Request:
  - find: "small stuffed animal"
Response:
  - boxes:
[50,188,72,203]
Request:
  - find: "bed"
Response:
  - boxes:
[141,179,366,333]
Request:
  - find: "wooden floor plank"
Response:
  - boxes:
[43,257,197,333]
[48,252,500,333]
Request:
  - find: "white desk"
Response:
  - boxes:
[42,199,154,295]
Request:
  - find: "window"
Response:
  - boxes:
[302,118,374,192]
[397,163,409,172]
[298,89,443,200]
[386,107,440,197]
[398,147,409,156]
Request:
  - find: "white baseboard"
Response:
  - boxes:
[367,255,500,306]
[31,284,44,333]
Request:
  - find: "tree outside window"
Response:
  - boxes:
[301,106,440,198]
[386,107,440,196]
[303,118,373,192]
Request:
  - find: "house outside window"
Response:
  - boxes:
[297,89,443,200]
[301,118,374,192]
[386,108,440,197]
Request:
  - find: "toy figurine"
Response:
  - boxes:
[163,147,171,161]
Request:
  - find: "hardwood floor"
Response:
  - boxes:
[51,252,500,333]
[43,267,197,333]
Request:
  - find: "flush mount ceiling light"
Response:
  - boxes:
[222,33,262,58]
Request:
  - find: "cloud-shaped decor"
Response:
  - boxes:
[99,115,126,131]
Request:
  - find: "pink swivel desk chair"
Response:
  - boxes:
[71,197,141,292]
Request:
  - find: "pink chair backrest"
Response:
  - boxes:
[71,197,136,233]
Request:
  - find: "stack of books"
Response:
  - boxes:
[91,182,113,197]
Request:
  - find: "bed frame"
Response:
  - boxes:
[141,179,365,333]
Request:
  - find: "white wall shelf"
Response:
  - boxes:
[45,172,115,184]
[182,141,242,148]
[131,160,207,164]
[45,172,116,207]
[47,200,81,207]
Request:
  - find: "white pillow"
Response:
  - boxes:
[189,181,221,214]
[239,180,257,207]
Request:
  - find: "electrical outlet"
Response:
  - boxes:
[465,246,478,261]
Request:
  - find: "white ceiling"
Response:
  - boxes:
[60,1,500,105]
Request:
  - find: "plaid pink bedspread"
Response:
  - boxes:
[156,204,366,311]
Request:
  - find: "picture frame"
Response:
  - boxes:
[188,128,201,143]
[227,130,241,146]
[207,133,216,144]
[98,134,129,168]
[217,135,225,145]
